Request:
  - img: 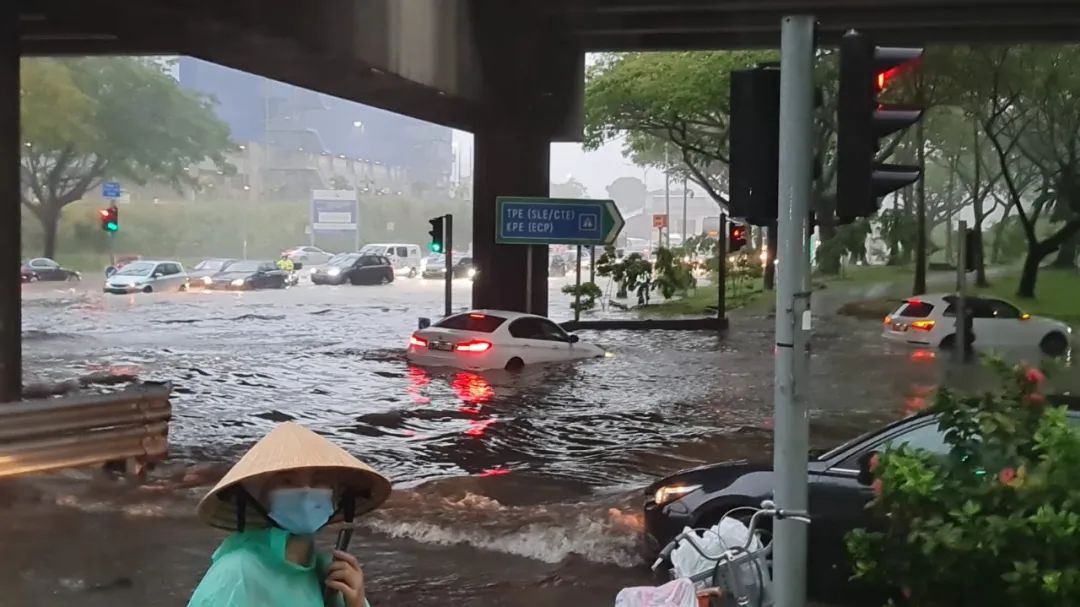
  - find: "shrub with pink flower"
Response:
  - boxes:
[847,358,1080,606]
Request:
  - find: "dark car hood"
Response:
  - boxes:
[646,459,760,493]
[189,269,221,278]
[211,271,257,281]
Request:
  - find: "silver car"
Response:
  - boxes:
[283,245,333,266]
[103,260,189,294]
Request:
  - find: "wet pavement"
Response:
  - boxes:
[7,275,1078,606]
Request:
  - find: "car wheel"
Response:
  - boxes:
[505,357,525,371]
[407,267,417,278]
[142,286,153,294]
[1040,332,1069,357]
[939,334,956,350]
[379,276,389,285]
[178,283,187,292]
[66,273,81,282]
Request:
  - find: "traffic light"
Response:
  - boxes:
[837,31,924,223]
[728,223,748,253]
[98,206,119,232]
[428,215,445,253]
[729,65,781,227]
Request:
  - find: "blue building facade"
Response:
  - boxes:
[177,57,452,189]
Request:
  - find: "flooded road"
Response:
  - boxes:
[10,276,1078,606]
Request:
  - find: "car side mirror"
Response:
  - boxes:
[856,451,879,486]
[569,334,580,344]
[152,272,162,278]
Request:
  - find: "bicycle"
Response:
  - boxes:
[650,500,811,607]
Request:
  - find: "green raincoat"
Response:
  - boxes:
[188,527,367,607]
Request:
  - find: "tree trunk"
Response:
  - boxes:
[970,120,989,287]
[816,194,840,275]
[1017,243,1048,298]
[990,204,1012,264]
[1050,230,1079,268]
[764,224,777,291]
[913,121,927,296]
[38,203,61,259]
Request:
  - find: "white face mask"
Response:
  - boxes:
[267,487,334,535]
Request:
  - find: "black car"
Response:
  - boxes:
[645,399,1080,597]
[310,254,394,285]
[21,257,80,282]
[421,255,476,280]
[189,258,237,288]
[205,260,288,290]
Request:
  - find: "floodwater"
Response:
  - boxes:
[7,275,1077,606]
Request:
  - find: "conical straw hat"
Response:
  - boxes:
[197,422,392,531]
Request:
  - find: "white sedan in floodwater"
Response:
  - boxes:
[407,310,604,371]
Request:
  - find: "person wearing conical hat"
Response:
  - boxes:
[188,422,391,607]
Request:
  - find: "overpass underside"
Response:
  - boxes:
[6,1,1080,367]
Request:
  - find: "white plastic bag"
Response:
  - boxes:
[615,578,699,607]
[669,517,771,604]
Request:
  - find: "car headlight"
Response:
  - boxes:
[231,278,245,287]
[327,267,341,276]
[201,276,212,285]
[654,484,701,506]
[467,268,477,278]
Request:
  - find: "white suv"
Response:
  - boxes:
[882,293,1072,356]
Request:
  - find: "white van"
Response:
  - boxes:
[359,243,423,277]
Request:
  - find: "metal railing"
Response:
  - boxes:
[0,383,171,478]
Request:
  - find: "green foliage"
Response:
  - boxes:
[20,57,233,257]
[652,247,697,300]
[596,246,653,305]
[875,209,919,266]
[816,219,872,269]
[846,359,1080,607]
[561,282,603,312]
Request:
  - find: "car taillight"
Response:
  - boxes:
[884,315,892,325]
[911,320,936,331]
[409,335,428,348]
[455,340,492,353]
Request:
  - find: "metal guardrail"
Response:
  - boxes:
[0,383,171,478]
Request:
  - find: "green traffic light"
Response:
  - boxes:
[429,243,442,253]
[106,222,118,232]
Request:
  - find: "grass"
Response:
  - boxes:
[637,282,769,317]
[973,268,1080,325]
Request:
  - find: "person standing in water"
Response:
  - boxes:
[188,422,392,607]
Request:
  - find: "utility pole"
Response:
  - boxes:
[0,5,20,402]
[664,147,671,248]
[682,176,689,244]
[445,214,453,318]
[772,15,815,607]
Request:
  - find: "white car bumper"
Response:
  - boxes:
[882,328,934,347]
[406,346,507,371]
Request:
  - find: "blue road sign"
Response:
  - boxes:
[102,181,122,198]
[496,197,624,246]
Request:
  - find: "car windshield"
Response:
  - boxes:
[330,254,360,267]
[115,262,156,276]
[435,313,507,333]
[226,261,263,272]
[359,246,385,255]
[195,259,229,271]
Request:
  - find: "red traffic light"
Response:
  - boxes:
[728,224,748,252]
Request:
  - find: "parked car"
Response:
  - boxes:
[282,245,333,266]
[407,310,604,371]
[205,260,289,291]
[310,254,394,286]
[882,294,1072,356]
[421,255,476,280]
[21,258,81,282]
[189,258,237,288]
[103,260,188,294]
[644,399,1080,598]
[359,243,423,277]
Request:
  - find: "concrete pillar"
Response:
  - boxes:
[0,5,19,401]
[471,126,550,315]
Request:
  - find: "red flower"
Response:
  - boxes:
[1023,392,1046,407]
[872,478,884,497]
[1023,367,1046,385]
[999,467,1016,485]
[869,453,881,472]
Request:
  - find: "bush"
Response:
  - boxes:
[846,359,1080,606]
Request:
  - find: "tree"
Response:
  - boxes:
[933,46,1080,298]
[550,176,589,199]
[20,57,232,258]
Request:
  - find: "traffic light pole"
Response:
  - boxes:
[444,214,453,318]
[0,9,20,402]
[718,214,727,321]
[955,220,968,363]
[773,15,815,607]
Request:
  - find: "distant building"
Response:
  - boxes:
[177,57,452,198]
